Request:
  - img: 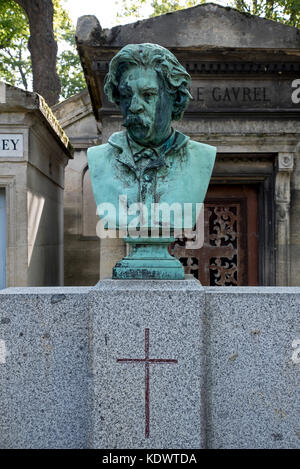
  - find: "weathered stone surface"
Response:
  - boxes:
[0,287,91,449]
[52,90,101,286]
[75,3,300,122]
[0,83,73,156]
[99,237,126,280]
[89,277,205,449]
[77,4,300,50]
[204,287,300,449]
[1,285,299,449]
[0,83,73,288]
[76,15,105,46]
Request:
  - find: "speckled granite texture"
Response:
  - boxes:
[204,287,300,449]
[0,284,299,449]
[89,277,205,449]
[0,287,91,449]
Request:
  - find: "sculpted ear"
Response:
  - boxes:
[172,91,188,121]
[112,85,121,105]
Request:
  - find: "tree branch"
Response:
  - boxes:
[13,0,61,105]
[6,47,28,90]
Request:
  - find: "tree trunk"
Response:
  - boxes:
[14,0,61,105]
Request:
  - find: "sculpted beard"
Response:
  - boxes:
[123,114,152,135]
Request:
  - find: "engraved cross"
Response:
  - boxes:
[117,328,178,438]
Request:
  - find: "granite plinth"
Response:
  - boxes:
[205,287,300,449]
[89,277,205,449]
[0,285,299,449]
[0,287,91,449]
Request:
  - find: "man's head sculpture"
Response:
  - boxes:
[87,43,216,279]
[104,43,192,147]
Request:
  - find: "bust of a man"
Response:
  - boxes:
[88,43,216,236]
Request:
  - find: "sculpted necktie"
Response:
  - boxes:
[133,148,157,163]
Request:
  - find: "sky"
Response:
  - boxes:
[63,0,229,29]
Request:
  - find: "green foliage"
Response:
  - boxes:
[232,0,300,28]
[117,0,300,28]
[0,0,86,100]
[0,0,28,47]
[54,0,86,99]
[151,0,202,16]
[116,0,204,19]
[57,30,86,100]
[0,36,32,89]
[0,0,31,89]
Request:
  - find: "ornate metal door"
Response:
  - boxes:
[170,185,259,286]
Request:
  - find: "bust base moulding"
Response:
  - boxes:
[112,237,185,280]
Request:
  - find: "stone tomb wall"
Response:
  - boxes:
[0,83,73,287]
[0,283,299,449]
[52,90,102,286]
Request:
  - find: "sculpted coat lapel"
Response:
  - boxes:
[88,130,216,230]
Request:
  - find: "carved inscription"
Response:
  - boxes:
[117,328,178,438]
[189,79,300,110]
[197,86,271,103]
[0,134,23,157]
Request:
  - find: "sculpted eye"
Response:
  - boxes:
[143,91,156,100]
[120,91,132,100]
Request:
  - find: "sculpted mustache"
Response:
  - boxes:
[123,115,151,128]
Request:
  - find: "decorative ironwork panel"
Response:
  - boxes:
[169,190,252,286]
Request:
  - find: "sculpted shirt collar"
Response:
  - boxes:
[108,130,190,174]
[127,130,176,161]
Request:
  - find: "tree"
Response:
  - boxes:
[0,0,31,89]
[52,0,86,100]
[56,29,86,100]
[0,0,85,103]
[231,0,300,28]
[116,0,300,28]
[116,0,205,20]
[13,0,61,105]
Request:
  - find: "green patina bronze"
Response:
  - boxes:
[88,43,216,280]
[112,237,184,280]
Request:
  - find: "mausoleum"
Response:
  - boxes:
[0,82,72,288]
[53,2,300,287]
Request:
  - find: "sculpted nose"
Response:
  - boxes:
[129,95,143,113]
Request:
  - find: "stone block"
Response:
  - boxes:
[0,287,91,449]
[89,277,205,449]
[0,285,299,449]
[204,287,300,449]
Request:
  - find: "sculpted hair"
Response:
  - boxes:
[104,43,192,121]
